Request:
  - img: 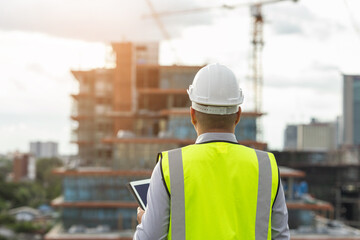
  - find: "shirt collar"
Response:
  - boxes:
[195,132,238,144]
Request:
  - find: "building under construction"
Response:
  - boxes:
[70,42,265,168]
[47,42,265,239]
[274,150,360,229]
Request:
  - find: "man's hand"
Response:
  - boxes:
[137,207,145,224]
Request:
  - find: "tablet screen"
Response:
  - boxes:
[128,179,150,210]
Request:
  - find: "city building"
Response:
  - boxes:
[12,153,36,182]
[284,124,298,150]
[279,74,360,229]
[30,141,59,159]
[283,118,337,152]
[47,167,152,240]
[274,150,360,229]
[335,116,343,148]
[47,168,151,239]
[343,74,360,147]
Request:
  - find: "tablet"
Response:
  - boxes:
[127,179,151,210]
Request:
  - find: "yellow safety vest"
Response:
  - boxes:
[160,142,279,240]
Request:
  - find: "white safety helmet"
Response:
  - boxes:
[187,63,244,115]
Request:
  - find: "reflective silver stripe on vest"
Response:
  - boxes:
[168,148,186,240]
[255,150,273,240]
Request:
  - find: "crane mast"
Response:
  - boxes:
[251,4,264,113]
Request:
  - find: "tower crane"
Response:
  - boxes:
[143,0,299,113]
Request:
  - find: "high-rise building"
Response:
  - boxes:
[30,141,58,159]
[46,42,266,240]
[70,42,266,167]
[283,119,337,151]
[284,125,298,150]
[343,74,360,147]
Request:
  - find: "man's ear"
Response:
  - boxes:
[190,107,197,126]
[235,106,241,125]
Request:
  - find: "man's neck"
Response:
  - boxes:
[197,128,234,136]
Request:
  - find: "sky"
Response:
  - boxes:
[0,0,359,155]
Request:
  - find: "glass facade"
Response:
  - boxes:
[283,125,298,150]
[344,75,360,147]
[167,115,257,141]
[167,115,197,139]
[235,117,257,141]
[62,208,136,230]
[353,77,360,145]
[63,176,140,202]
[61,175,145,231]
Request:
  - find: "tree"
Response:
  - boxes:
[0,182,46,209]
[36,158,63,201]
[36,158,63,184]
[0,158,12,181]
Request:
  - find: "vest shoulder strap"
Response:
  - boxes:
[255,149,273,240]
[168,148,186,240]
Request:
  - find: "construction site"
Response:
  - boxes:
[46,41,268,240]
[44,0,360,239]
[42,41,360,240]
[69,42,264,168]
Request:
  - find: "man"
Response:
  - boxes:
[134,63,289,240]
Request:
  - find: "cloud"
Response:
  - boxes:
[0,0,357,154]
[265,68,341,94]
[0,0,216,42]
[272,21,303,35]
[307,61,340,72]
[26,63,44,74]
[267,3,312,35]
[262,82,341,150]
[266,2,346,39]
[0,114,72,154]
[11,78,27,91]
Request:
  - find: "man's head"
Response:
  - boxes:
[187,63,244,135]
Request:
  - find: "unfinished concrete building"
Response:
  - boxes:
[46,42,267,239]
[70,42,265,168]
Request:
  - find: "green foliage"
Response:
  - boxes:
[36,158,63,183]
[0,157,63,218]
[0,182,17,209]
[0,212,54,235]
[12,221,41,233]
[36,157,63,201]
[0,213,15,225]
[0,158,61,238]
[0,199,11,211]
[0,158,50,208]
[10,221,52,234]
[0,158,12,181]
[0,181,46,209]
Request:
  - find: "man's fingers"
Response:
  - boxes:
[137,207,145,224]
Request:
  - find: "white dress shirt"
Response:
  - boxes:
[134,132,290,240]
